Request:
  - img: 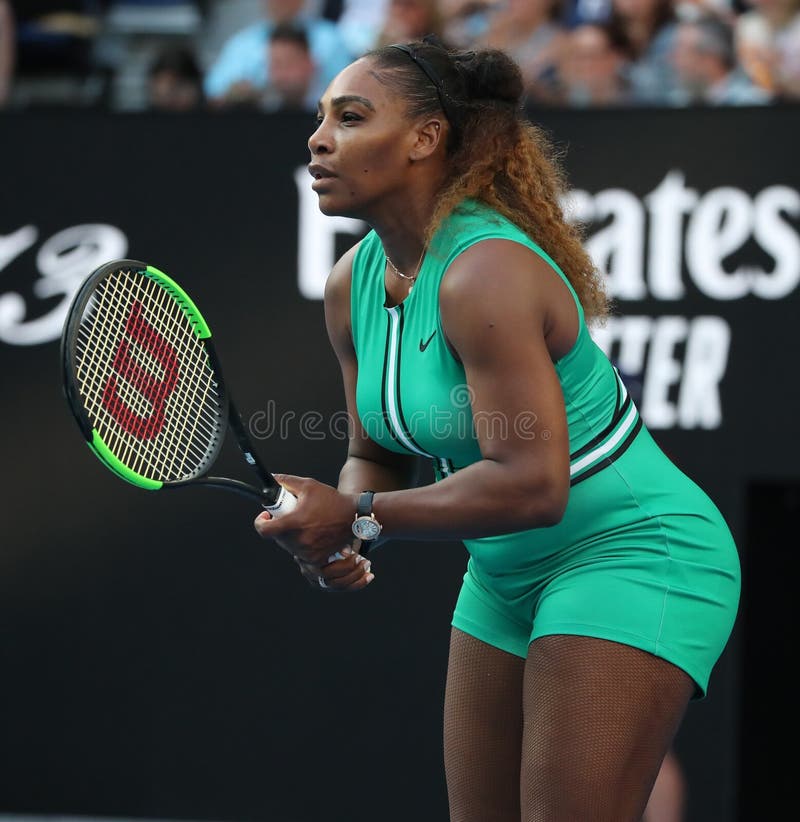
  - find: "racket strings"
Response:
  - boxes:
[83,272,219,480]
[111,273,221,478]
[76,272,206,477]
[114,276,214,479]
[102,278,185,476]
[78,275,177,443]
[74,269,223,482]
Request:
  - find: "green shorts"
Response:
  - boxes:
[451,427,741,698]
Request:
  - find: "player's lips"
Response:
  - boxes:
[308,163,336,181]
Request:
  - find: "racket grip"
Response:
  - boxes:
[262,484,298,518]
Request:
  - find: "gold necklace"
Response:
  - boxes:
[385,244,427,291]
[385,255,417,283]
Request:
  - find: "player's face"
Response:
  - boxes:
[308,58,421,219]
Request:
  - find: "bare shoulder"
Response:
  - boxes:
[440,238,578,363]
[324,241,363,356]
[439,239,549,327]
[323,241,362,306]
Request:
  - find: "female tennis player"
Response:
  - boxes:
[254,37,741,822]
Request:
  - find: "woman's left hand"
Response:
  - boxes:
[294,546,375,592]
[253,474,358,566]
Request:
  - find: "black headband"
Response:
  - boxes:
[389,42,459,129]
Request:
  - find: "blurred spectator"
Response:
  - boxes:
[554,20,634,105]
[89,1,204,111]
[203,0,353,108]
[736,0,800,98]
[197,0,262,67]
[0,0,14,106]
[564,0,614,26]
[261,20,316,110]
[562,0,735,34]
[611,0,680,103]
[440,0,501,48]
[9,1,105,107]
[147,44,204,110]
[330,0,446,56]
[303,0,345,16]
[13,2,101,77]
[336,0,389,55]
[674,0,738,23]
[475,0,567,102]
[374,0,447,48]
[670,13,773,102]
[735,6,777,90]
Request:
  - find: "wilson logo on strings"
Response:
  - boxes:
[100,300,179,439]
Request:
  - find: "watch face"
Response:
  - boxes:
[352,516,381,541]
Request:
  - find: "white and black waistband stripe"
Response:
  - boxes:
[569,370,628,462]
[569,370,641,486]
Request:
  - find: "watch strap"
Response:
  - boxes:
[357,490,376,518]
[356,490,377,555]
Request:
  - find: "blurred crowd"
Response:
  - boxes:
[1,0,798,111]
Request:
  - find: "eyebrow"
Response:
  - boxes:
[318,94,376,112]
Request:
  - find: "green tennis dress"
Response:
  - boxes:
[350,201,740,697]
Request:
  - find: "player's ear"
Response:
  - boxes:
[409,118,445,161]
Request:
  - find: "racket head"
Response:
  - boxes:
[61,259,229,491]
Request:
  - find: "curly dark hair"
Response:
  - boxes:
[365,39,609,323]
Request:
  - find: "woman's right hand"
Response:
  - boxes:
[294,545,375,593]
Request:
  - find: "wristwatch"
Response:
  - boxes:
[351,490,382,544]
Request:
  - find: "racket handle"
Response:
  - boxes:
[262,484,298,518]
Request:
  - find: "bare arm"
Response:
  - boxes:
[255,239,573,560]
[370,239,572,541]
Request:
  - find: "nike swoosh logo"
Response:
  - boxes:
[419,331,437,352]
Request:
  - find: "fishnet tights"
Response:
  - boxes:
[444,630,694,822]
[444,628,525,822]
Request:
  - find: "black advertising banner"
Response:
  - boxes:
[1,107,798,822]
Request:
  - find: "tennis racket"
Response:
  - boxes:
[60,258,297,518]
